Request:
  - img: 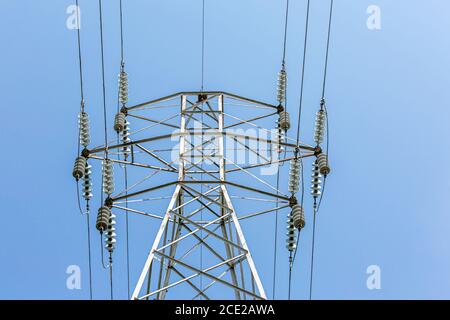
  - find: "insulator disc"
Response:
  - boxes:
[78,112,90,147]
[292,204,305,230]
[314,109,326,145]
[317,153,330,176]
[72,156,87,180]
[114,112,126,133]
[122,120,131,158]
[105,213,117,253]
[311,160,322,198]
[83,163,93,200]
[288,158,301,193]
[119,70,128,105]
[286,213,297,252]
[277,129,285,154]
[277,69,287,104]
[102,159,115,195]
[279,111,290,131]
[96,206,111,232]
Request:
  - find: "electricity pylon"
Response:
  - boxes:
[82,91,317,300]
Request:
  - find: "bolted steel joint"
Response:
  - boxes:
[198,94,208,102]
[104,197,114,208]
[314,146,322,156]
[81,148,90,158]
[289,195,298,207]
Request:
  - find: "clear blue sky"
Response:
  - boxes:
[1,0,450,299]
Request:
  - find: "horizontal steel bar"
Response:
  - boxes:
[112,205,165,220]
[238,205,290,221]
[226,154,315,173]
[225,181,290,201]
[127,113,180,129]
[112,180,290,202]
[112,181,178,201]
[224,112,278,129]
[88,155,176,172]
[88,131,315,155]
[127,92,181,111]
[127,91,278,112]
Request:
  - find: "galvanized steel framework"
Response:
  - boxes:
[85,91,317,300]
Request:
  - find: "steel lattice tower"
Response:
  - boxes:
[79,91,318,300]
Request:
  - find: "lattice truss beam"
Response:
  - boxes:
[84,92,317,300]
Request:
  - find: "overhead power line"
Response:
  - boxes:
[309,0,334,300]
[74,0,93,300]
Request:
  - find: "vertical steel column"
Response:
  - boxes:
[218,94,242,299]
[158,94,188,299]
